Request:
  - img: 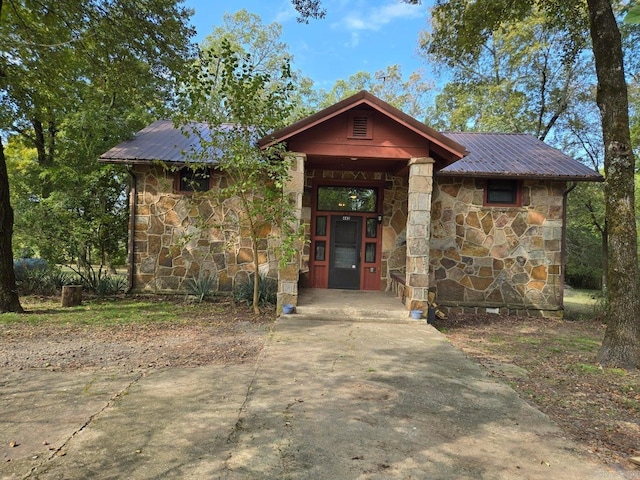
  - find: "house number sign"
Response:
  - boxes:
[342,216,351,221]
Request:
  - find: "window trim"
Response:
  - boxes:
[174,167,212,194]
[484,178,521,207]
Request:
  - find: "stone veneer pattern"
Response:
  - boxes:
[430,177,565,315]
[132,165,278,293]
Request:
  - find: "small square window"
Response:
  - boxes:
[485,179,520,206]
[177,168,211,193]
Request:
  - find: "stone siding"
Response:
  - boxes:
[430,177,565,316]
[131,165,277,293]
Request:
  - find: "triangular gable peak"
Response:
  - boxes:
[259,90,467,175]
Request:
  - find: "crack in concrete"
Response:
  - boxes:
[22,371,146,479]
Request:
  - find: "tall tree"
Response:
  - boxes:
[318,65,433,119]
[191,10,316,122]
[180,39,298,314]
[587,0,638,367]
[0,0,194,312]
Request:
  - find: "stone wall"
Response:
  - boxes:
[131,165,278,293]
[430,177,566,316]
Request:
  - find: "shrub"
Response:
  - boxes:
[185,273,218,302]
[233,275,277,307]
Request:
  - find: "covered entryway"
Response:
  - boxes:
[310,183,383,291]
[258,91,467,311]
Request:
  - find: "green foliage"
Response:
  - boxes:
[422,6,596,145]
[1,0,195,305]
[233,275,278,307]
[13,260,76,295]
[179,36,303,313]
[185,273,218,303]
[317,65,433,119]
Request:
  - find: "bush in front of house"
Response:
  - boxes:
[13,258,77,295]
[233,275,277,307]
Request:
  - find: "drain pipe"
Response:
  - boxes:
[561,181,578,309]
[125,166,137,294]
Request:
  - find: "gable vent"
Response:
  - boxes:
[352,116,369,137]
[348,111,373,139]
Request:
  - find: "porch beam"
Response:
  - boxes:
[406,156,435,311]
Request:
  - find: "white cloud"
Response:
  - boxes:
[342,2,422,32]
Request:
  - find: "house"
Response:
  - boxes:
[99,91,602,316]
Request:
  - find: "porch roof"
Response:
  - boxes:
[440,132,603,181]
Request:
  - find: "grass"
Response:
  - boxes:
[0,295,227,327]
[563,286,602,320]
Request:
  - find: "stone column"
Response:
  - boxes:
[277,152,306,311]
[406,157,435,310]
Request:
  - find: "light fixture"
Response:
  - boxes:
[350,157,358,161]
[377,214,383,224]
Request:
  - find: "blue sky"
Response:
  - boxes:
[183,0,434,90]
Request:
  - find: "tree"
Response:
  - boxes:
[0,0,194,312]
[587,0,639,367]
[192,10,317,122]
[180,39,299,314]
[318,65,433,119]
[422,7,595,142]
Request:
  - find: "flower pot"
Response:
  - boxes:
[410,309,423,320]
[282,304,295,314]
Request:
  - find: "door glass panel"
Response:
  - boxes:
[334,220,357,243]
[314,241,326,261]
[365,243,376,263]
[366,218,377,238]
[316,216,327,236]
[317,186,377,212]
[334,246,357,268]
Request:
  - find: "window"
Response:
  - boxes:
[176,167,211,193]
[317,186,377,212]
[485,179,520,206]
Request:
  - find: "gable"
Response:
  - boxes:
[259,90,468,171]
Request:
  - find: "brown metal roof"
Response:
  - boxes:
[99,120,219,165]
[99,118,602,183]
[440,132,603,181]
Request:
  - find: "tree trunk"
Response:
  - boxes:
[0,138,24,313]
[587,0,640,368]
[252,238,260,315]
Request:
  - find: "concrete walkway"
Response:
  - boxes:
[1,290,630,479]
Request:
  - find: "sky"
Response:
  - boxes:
[183,0,434,90]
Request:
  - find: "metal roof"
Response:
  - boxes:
[100,121,602,182]
[440,132,602,181]
[99,120,219,164]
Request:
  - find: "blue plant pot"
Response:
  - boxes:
[282,304,295,314]
[410,309,423,320]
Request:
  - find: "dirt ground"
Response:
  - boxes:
[431,313,640,476]
[0,300,273,372]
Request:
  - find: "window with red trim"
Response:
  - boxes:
[484,179,521,206]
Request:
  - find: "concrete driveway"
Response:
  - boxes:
[1,308,629,479]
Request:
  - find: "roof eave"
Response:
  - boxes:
[435,171,605,182]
